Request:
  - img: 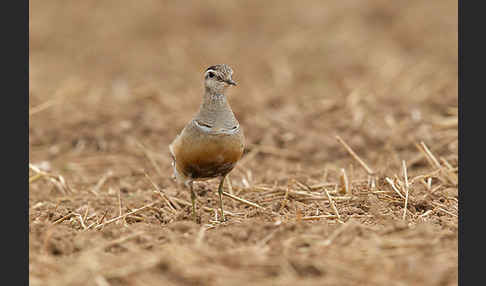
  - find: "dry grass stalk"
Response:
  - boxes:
[409,137,456,167]
[253,185,277,192]
[29,98,61,116]
[74,213,88,229]
[29,173,44,184]
[385,177,406,200]
[434,207,457,217]
[82,206,90,225]
[260,195,283,203]
[169,196,238,216]
[301,214,337,220]
[222,191,264,209]
[440,165,458,186]
[295,195,353,202]
[144,173,177,212]
[419,177,432,191]
[418,142,441,169]
[339,168,350,195]
[52,212,74,225]
[433,116,457,128]
[91,171,113,195]
[295,205,302,223]
[402,160,410,220]
[117,188,124,225]
[367,175,374,190]
[97,209,109,225]
[336,135,375,175]
[52,200,61,215]
[324,188,341,220]
[295,180,312,192]
[322,168,329,182]
[302,214,373,221]
[279,180,292,213]
[135,140,163,179]
[419,209,434,218]
[416,142,457,186]
[29,163,72,194]
[283,186,352,202]
[93,202,156,230]
[440,157,455,170]
[409,169,441,185]
[309,182,337,190]
[427,177,433,190]
[86,221,98,230]
[426,185,443,198]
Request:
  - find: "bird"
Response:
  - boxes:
[169,64,244,222]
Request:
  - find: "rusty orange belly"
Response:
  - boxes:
[174,133,244,180]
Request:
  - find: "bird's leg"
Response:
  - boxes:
[189,181,197,222]
[218,176,226,222]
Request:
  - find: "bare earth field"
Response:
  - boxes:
[29,1,458,285]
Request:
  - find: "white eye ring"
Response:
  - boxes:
[206,70,217,78]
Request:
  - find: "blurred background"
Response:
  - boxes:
[30,0,457,179]
[30,1,457,285]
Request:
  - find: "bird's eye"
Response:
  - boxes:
[208,72,215,78]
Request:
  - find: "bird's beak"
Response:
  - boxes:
[226,79,237,86]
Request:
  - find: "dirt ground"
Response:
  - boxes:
[29,1,458,285]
